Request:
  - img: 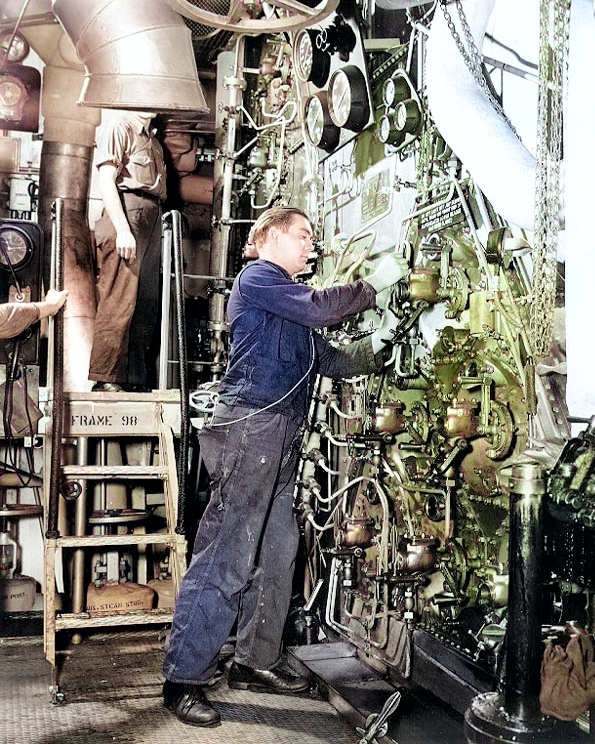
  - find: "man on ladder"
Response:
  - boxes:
[88,110,167,393]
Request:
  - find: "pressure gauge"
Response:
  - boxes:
[328,65,369,131]
[382,78,396,107]
[376,114,405,146]
[0,77,27,121]
[376,114,391,144]
[304,93,340,152]
[0,225,33,270]
[293,29,330,88]
[0,79,22,107]
[394,98,422,134]
[381,74,410,107]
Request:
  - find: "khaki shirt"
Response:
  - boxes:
[0,303,39,339]
[96,112,167,201]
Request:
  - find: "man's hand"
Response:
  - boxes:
[98,163,137,261]
[365,255,409,295]
[370,305,400,355]
[36,288,69,319]
[116,228,137,262]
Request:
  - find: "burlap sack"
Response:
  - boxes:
[86,582,155,616]
[540,631,595,720]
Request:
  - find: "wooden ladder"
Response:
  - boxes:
[41,389,187,703]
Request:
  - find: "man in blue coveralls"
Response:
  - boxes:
[163,205,408,726]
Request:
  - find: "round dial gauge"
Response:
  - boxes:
[293,29,330,88]
[305,93,340,152]
[328,65,369,131]
[0,226,33,269]
[376,114,405,146]
[377,114,391,144]
[0,78,25,108]
[382,73,410,107]
[395,98,421,134]
[382,78,396,107]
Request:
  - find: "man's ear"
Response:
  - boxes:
[268,225,280,247]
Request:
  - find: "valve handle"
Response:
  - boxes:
[355,689,402,744]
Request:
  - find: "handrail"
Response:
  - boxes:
[45,198,64,539]
[162,210,189,536]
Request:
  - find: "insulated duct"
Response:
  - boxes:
[425,0,536,230]
[5,17,101,392]
[52,0,209,113]
[564,0,595,421]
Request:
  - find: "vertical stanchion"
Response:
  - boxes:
[162,211,188,536]
[464,462,558,743]
[45,198,64,540]
[159,216,173,390]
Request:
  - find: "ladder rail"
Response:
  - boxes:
[62,464,171,478]
[46,198,65,540]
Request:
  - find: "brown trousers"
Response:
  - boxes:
[89,192,162,386]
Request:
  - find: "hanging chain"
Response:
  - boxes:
[530,0,569,357]
[438,0,517,135]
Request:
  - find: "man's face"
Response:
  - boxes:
[265,215,314,276]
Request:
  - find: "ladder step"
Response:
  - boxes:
[43,384,186,692]
[55,608,174,631]
[62,465,169,479]
[39,389,181,437]
[53,533,180,548]
[67,390,181,402]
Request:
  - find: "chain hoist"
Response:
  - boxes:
[530,0,570,357]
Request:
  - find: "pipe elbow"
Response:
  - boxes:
[52,0,209,113]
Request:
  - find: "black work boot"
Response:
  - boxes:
[228,661,309,694]
[163,680,221,727]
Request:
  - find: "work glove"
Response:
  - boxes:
[371,306,400,355]
[364,254,409,294]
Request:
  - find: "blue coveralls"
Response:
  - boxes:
[163,259,380,684]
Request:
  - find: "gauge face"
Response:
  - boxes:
[304,93,340,152]
[328,69,351,128]
[382,78,396,107]
[294,29,314,82]
[305,94,324,143]
[376,113,405,146]
[328,65,369,131]
[0,79,24,108]
[0,227,32,269]
[293,29,330,88]
[377,114,391,144]
[395,98,421,134]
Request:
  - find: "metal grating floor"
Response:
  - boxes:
[0,630,361,744]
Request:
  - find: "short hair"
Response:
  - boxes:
[247,206,311,251]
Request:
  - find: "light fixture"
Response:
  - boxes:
[0,31,30,64]
[0,63,41,133]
